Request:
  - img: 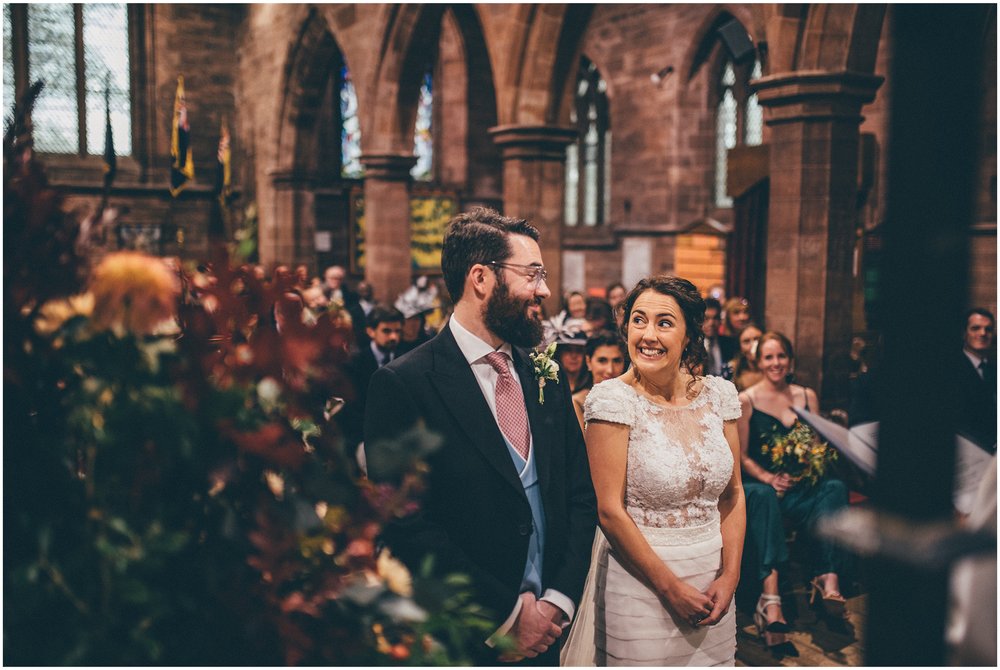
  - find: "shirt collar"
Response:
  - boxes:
[964,348,987,368]
[449,313,512,365]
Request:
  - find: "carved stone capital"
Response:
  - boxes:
[359,153,417,181]
[488,124,578,161]
[753,70,885,125]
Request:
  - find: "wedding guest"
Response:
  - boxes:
[722,296,751,337]
[703,297,737,377]
[956,308,996,452]
[736,331,850,654]
[730,323,764,391]
[564,291,587,320]
[605,282,627,311]
[572,330,627,431]
[583,297,614,336]
[557,331,591,393]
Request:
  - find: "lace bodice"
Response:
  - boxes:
[584,376,741,529]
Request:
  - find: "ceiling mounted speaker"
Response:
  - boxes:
[718,19,755,63]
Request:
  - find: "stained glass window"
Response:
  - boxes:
[565,57,610,227]
[411,69,433,181]
[10,3,132,156]
[339,65,363,178]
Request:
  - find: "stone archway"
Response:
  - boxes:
[265,8,345,269]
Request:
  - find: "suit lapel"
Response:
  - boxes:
[513,346,552,495]
[426,328,525,497]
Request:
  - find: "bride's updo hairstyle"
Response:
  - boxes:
[618,275,707,384]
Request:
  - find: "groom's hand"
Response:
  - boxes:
[507,592,563,659]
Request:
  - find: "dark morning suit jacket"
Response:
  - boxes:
[956,352,997,452]
[706,335,738,376]
[364,325,597,662]
[337,345,382,451]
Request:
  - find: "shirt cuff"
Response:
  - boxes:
[540,589,575,629]
[485,592,528,648]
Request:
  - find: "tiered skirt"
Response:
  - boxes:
[562,521,735,667]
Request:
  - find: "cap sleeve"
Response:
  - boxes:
[707,376,742,421]
[583,379,634,427]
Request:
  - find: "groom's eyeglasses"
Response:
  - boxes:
[488,261,548,289]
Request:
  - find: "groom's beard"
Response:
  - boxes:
[484,279,544,348]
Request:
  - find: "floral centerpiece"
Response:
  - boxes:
[760,421,838,486]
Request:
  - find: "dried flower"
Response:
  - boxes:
[89,252,179,336]
[376,548,413,597]
[34,292,95,336]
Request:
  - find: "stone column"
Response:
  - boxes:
[360,153,416,304]
[269,170,317,269]
[489,125,577,315]
[754,71,883,408]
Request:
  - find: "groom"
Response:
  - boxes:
[364,208,597,664]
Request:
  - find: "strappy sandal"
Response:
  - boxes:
[754,593,791,648]
[810,577,849,619]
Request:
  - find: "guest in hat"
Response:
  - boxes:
[394,276,440,356]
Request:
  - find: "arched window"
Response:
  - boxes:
[411,68,433,181]
[565,56,611,227]
[715,56,763,208]
[339,64,363,178]
[4,3,131,156]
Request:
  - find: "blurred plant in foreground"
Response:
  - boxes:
[4,86,494,665]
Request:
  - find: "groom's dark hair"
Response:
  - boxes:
[441,207,539,302]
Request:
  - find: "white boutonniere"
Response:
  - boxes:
[529,341,560,404]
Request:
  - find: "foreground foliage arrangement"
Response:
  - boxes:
[3,89,495,665]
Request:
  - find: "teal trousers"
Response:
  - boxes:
[742,477,850,583]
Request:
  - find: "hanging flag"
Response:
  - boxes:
[208,118,232,241]
[214,118,231,206]
[169,75,194,196]
[102,76,116,188]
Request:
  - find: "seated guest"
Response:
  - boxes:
[605,282,627,312]
[556,330,591,393]
[563,290,587,320]
[583,297,614,336]
[736,332,850,653]
[337,305,404,452]
[730,322,764,391]
[572,330,627,430]
[957,308,996,452]
[722,296,752,337]
[703,297,738,377]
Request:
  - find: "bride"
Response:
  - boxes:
[562,276,745,666]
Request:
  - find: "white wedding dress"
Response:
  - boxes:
[562,375,740,666]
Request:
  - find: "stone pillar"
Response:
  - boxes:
[269,170,317,269]
[360,153,416,304]
[754,72,883,408]
[489,125,577,315]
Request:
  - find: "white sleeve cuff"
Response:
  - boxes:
[485,592,527,648]
[541,589,575,629]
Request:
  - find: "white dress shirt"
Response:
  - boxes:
[448,315,575,640]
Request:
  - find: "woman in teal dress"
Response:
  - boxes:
[736,331,850,651]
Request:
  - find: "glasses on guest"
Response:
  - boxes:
[488,261,548,289]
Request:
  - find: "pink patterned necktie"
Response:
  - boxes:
[484,351,531,460]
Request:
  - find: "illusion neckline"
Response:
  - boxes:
[612,376,711,412]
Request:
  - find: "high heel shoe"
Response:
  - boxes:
[754,593,791,642]
[810,578,848,619]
